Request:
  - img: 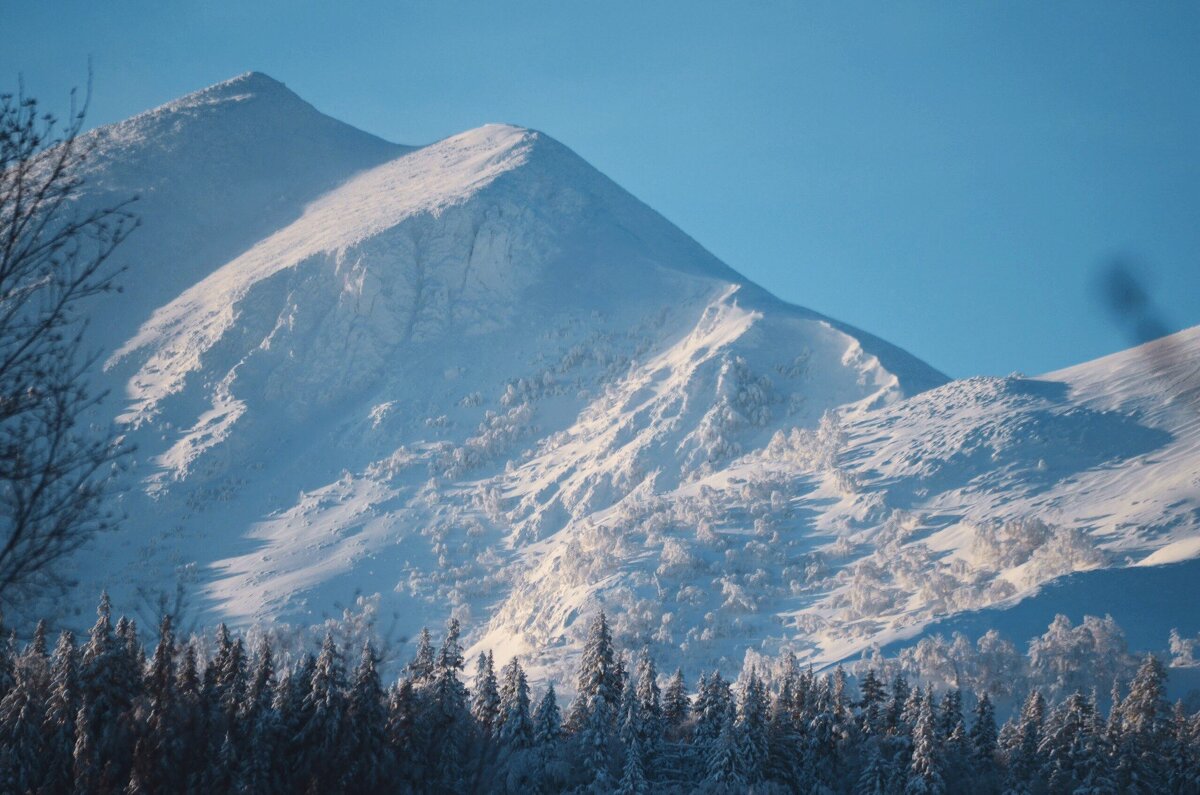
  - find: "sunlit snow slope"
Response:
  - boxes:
[64,74,1197,682]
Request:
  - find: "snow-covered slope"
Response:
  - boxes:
[62,75,1197,683]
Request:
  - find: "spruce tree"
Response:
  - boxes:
[634,649,662,759]
[386,678,420,787]
[0,642,45,793]
[431,618,470,791]
[662,668,690,740]
[856,743,892,795]
[344,641,390,795]
[738,668,770,784]
[472,650,500,739]
[295,632,349,791]
[534,682,562,748]
[80,592,136,790]
[498,656,534,751]
[568,611,619,733]
[703,700,745,792]
[905,690,945,795]
[243,638,280,795]
[41,630,79,795]
[858,668,886,737]
[408,626,436,684]
[616,736,648,795]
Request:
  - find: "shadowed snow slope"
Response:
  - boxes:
[58,74,1196,684]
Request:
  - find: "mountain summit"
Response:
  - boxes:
[59,75,1197,680]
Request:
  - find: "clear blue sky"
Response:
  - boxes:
[5,1,1198,377]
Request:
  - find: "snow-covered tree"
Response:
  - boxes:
[906,691,945,795]
[472,650,500,738]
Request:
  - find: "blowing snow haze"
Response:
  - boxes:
[57,73,1199,681]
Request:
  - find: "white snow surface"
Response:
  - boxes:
[62,75,1198,684]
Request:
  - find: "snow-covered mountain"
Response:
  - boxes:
[66,73,1197,681]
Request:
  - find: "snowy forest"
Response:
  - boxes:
[0,599,1196,795]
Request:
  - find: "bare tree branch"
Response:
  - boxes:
[0,74,136,611]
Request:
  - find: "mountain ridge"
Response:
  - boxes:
[42,74,1196,684]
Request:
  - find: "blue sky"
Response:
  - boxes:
[5,1,1198,377]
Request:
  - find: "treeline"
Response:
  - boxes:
[0,597,1198,794]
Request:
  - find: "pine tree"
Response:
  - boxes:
[386,678,420,787]
[704,700,745,792]
[534,682,562,748]
[906,690,945,794]
[579,687,615,793]
[41,630,79,794]
[738,668,770,784]
[856,743,892,795]
[568,611,619,733]
[80,592,136,790]
[294,631,349,791]
[662,668,689,740]
[616,736,648,795]
[0,639,46,793]
[970,692,999,766]
[1116,654,1170,792]
[128,615,180,793]
[472,650,500,738]
[1003,690,1045,794]
[858,668,887,737]
[1039,691,1089,794]
[634,649,662,760]
[1064,688,1114,795]
[344,641,390,795]
[175,641,208,790]
[886,674,911,736]
[73,701,99,794]
[408,626,436,684]
[430,618,470,791]
[766,668,803,789]
[695,671,732,746]
[242,638,280,795]
[1165,699,1199,795]
[532,682,564,792]
[498,656,534,750]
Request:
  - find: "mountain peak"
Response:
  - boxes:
[157,70,305,114]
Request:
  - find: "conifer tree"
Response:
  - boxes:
[856,744,892,795]
[662,668,690,739]
[884,673,910,737]
[634,649,662,758]
[408,626,436,684]
[1003,690,1045,794]
[534,682,562,748]
[532,682,565,792]
[128,615,179,793]
[0,642,45,793]
[766,669,803,789]
[579,687,615,794]
[431,618,470,791]
[344,641,390,795]
[970,692,999,766]
[704,700,745,792]
[242,638,280,795]
[616,736,648,795]
[386,677,420,787]
[858,668,886,737]
[80,592,135,790]
[295,632,348,791]
[41,629,79,794]
[498,656,534,750]
[568,611,619,733]
[738,668,770,784]
[906,690,945,795]
[472,650,500,738]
